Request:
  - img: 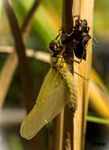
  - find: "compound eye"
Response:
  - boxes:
[49,41,56,51]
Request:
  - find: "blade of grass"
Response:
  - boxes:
[0,46,50,63]
[8,132,24,150]
[87,116,109,125]
[21,0,40,44]
[0,52,18,108]
[3,0,36,111]
[89,80,109,118]
[1,0,39,110]
[91,68,109,93]
[21,3,61,45]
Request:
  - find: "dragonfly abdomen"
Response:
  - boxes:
[52,55,77,112]
[65,72,77,112]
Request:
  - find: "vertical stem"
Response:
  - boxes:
[62,1,75,150]
[72,0,94,150]
[71,0,83,149]
[80,0,94,149]
[62,0,73,31]
[63,106,74,150]
[62,0,74,70]
[49,111,64,150]
[54,111,64,150]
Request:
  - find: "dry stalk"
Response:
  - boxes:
[1,0,40,110]
[73,0,94,150]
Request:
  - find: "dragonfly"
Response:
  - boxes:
[20,38,77,140]
[20,16,91,140]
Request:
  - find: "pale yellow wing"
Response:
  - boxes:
[20,68,67,140]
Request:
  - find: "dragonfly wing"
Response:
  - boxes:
[20,68,67,140]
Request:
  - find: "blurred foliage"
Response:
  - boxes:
[0,0,109,150]
[94,0,109,36]
[0,0,108,125]
[4,58,50,108]
[8,131,23,150]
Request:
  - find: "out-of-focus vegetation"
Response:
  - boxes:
[1,0,108,118]
[94,0,109,36]
[0,0,109,150]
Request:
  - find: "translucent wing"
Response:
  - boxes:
[20,68,67,140]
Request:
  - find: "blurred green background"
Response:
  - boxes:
[0,0,109,150]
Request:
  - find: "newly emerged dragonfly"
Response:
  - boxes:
[20,16,91,140]
[20,38,77,140]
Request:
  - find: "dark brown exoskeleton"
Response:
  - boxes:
[60,16,91,62]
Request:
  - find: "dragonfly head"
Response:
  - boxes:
[49,40,63,56]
